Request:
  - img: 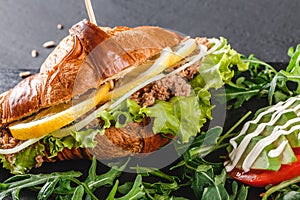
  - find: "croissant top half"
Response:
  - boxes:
[0,19,182,126]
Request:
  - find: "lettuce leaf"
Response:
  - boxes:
[0,142,45,174]
[97,99,143,130]
[98,97,205,143]
[43,136,75,158]
[0,132,100,174]
[97,110,114,134]
[143,100,180,135]
[192,37,249,90]
[172,96,202,143]
[143,95,206,143]
[70,129,99,148]
[196,90,214,126]
[97,95,212,144]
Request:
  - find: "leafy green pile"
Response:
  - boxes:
[117,43,300,200]
[0,126,249,200]
[225,44,300,108]
[0,157,130,200]
[222,44,300,200]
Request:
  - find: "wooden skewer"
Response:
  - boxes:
[84,0,97,25]
[84,0,115,90]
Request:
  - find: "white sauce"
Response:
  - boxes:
[243,123,300,172]
[230,97,298,148]
[226,96,300,172]
[229,101,284,149]
[268,140,288,158]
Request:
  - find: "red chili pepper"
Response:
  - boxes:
[228,148,300,187]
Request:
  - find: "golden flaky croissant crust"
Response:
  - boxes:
[0,20,185,164]
[0,20,182,126]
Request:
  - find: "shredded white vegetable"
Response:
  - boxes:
[0,137,42,155]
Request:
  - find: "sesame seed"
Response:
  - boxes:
[19,71,31,78]
[31,49,38,58]
[57,23,63,30]
[42,41,56,48]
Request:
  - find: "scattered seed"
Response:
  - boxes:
[31,49,38,58]
[42,41,56,48]
[57,23,63,30]
[19,71,31,78]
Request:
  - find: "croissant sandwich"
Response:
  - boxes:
[0,19,248,174]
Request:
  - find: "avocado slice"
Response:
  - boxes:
[254,110,300,148]
[286,131,300,148]
[284,120,300,148]
[256,126,297,165]
[237,136,281,171]
[236,135,296,171]
[244,111,297,136]
[272,135,297,165]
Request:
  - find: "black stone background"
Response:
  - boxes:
[0,0,299,199]
[1,0,300,92]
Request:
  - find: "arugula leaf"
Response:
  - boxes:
[115,175,145,200]
[220,55,275,108]
[0,171,82,199]
[72,185,85,200]
[106,179,119,200]
[85,156,97,186]
[225,44,300,108]
[106,175,145,200]
[229,181,248,200]
[190,165,248,200]
[0,157,129,200]
[126,166,185,199]
[53,179,74,195]
[262,175,300,200]
[282,191,300,200]
[87,158,129,190]
[192,166,229,200]
[172,120,251,200]
[187,126,223,158]
[37,177,60,199]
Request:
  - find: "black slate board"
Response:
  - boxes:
[0,0,299,199]
[0,0,300,71]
